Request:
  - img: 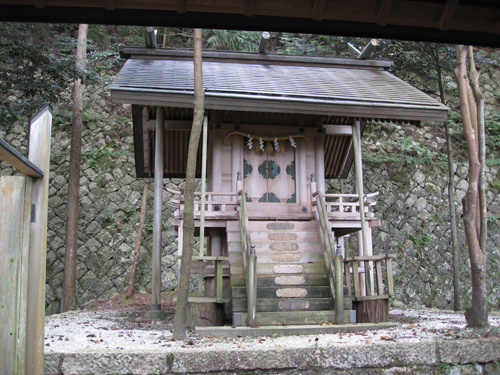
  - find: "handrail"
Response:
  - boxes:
[313,191,344,324]
[237,189,257,327]
[344,254,397,301]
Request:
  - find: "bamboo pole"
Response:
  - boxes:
[151,107,164,311]
[198,116,208,296]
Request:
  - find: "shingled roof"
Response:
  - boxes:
[110,49,448,122]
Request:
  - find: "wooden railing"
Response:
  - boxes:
[312,191,344,324]
[320,192,379,216]
[344,254,397,300]
[175,255,230,303]
[167,187,239,218]
[237,189,257,327]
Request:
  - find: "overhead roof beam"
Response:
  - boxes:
[177,0,186,14]
[105,0,115,11]
[312,0,325,21]
[377,0,393,26]
[246,0,256,17]
[439,0,459,31]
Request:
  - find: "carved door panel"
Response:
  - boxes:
[243,146,295,203]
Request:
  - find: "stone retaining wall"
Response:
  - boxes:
[44,338,500,374]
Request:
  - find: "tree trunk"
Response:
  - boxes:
[454,45,488,327]
[173,28,204,340]
[126,179,149,299]
[61,24,88,312]
[467,46,488,254]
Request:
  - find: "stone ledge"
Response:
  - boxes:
[44,338,500,374]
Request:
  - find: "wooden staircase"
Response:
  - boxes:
[227,220,352,326]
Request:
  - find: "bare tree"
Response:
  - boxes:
[173,28,204,340]
[61,24,88,312]
[454,45,488,327]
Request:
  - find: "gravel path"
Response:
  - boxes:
[44,308,500,353]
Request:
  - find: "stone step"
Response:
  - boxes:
[227,241,321,253]
[246,221,317,232]
[230,274,330,288]
[231,262,326,276]
[232,297,334,312]
[229,251,324,265]
[226,230,320,243]
[238,310,356,326]
[232,285,332,299]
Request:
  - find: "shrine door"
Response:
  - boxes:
[243,144,296,203]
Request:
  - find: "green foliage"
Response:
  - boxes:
[82,145,130,171]
[101,212,115,221]
[205,30,261,52]
[0,23,94,127]
[410,234,431,247]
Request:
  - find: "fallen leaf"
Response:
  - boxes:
[86,334,96,338]
[381,336,391,340]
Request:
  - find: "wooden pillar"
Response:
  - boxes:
[25,105,52,375]
[151,107,164,311]
[352,119,377,317]
[211,132,222,194]
[314,134,326,194]
[298,138,308,207]
[231,135,241,195]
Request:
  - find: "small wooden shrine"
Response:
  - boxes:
[111,47,448,327]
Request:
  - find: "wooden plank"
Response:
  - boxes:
[439,0,459,31]
[352,261,361,298]
[386,258,395,296]
[232,298,333,312]
[345,262,352,296]
[0,177,31,375]
[173,296,230,304]
[231,262,326,276]
[376,261,384,295]
[377,0,393,26]
[230,274,329,287]
[345,254,396,262]
[0,137,43,177]
[232,285,331,299]
[354,295,390,301]
[25,104,52,375]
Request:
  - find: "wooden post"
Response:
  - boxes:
[151,107,164,312]
[0,177,32,375]
[298,138,308,207]
[334,245,344,324]
[314,134,326,194]
[198,116,208,296]
[352,119,373,295]
[247,245,257,327]
[25,105,52,375]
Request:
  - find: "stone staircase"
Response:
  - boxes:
[227,220,352,326]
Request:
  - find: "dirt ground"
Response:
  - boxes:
[76,292,500,341]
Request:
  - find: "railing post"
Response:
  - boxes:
[334,244,344,324]
[247,245,257,327]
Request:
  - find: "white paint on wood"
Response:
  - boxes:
[276,288,308,298]
[275,276,306,285]
[273,265,304,274]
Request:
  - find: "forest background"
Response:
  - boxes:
[1,24,500,315]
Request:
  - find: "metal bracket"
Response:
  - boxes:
[30,204,36,222]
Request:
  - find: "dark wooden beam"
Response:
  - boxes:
[245,0,256,17]
[312,0,325,21]
[0,137,43,178]
[178,0,187,14]
[377,0,393,26]
[34,0,45,8]
[105,0,115,11]
[439,0,459,31]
